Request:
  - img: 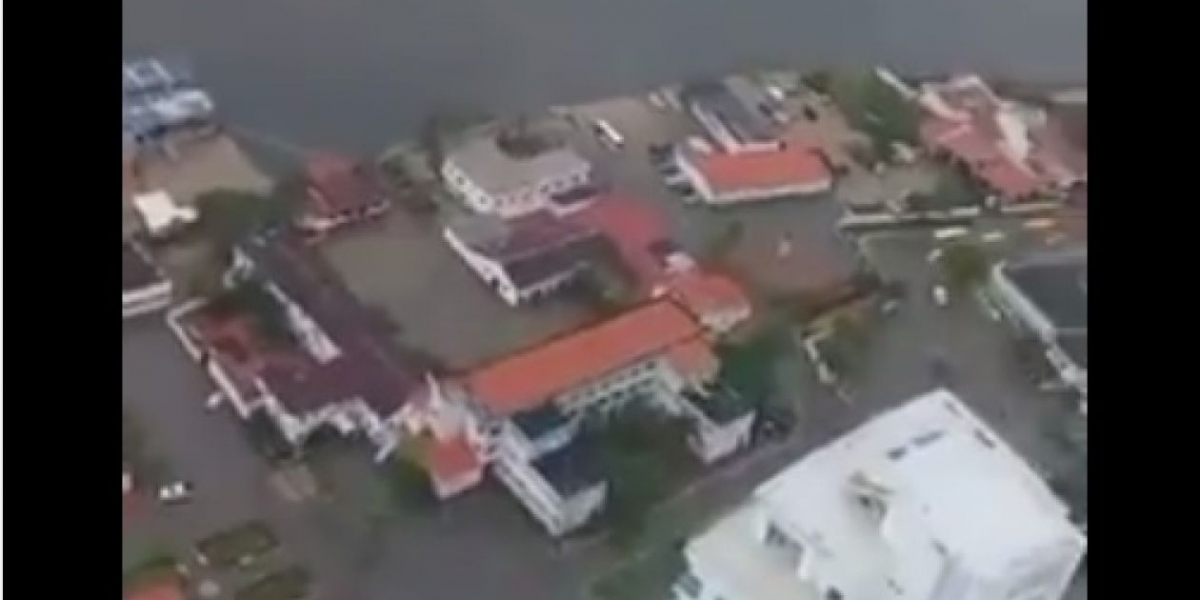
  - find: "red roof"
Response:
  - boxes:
[567,192,674,288]
[125,580,185,600]
[425,435,482,481]
[305,153,387,217]
[666,338,720,381]
[921,117,1043,199]
[665,271,751,318]
[688,146,831,196]
[466,300,705,414]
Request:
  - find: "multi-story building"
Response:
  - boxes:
[988,252,1087,408]
[166,236,428,462]
[295,153,392,238]
[409,299,755,536]
[676,389,1086,600]
[443,209,610,306]
[441,128,593,218]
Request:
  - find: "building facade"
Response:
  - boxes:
[408,300,754,536]
[441,132,592,218]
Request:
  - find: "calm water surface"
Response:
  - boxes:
[123,0,1086,156]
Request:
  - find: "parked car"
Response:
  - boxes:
[754,405,796,441]
[157,481,194,504]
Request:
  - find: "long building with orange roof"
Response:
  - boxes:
[408,298,758,536]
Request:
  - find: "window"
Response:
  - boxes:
[764,522,804,568]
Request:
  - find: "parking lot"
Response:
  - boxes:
[561,91,863,300]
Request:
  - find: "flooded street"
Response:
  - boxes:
[123,0,1085,158]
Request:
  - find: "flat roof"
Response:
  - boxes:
[1002,253,1087,332]
[446,132,589,196]
[745,389,1083,599]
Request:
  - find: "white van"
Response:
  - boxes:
[933,227,970,242]
[592,119,624,149]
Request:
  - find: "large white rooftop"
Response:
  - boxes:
[685,389,1086,600]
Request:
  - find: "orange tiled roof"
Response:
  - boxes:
[425,435,481,481]
[690,146,831,195]
[666,271,751,318]
[667,338,720,381]
[466,300,704,414]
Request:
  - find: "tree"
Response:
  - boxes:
[195,189,291,252]
[592,405,695,547]
[930,168,983,210]
[717,330,785,408]
[802,69,833,95]
[829,72,920,160]
[938,241,990,290]
[387,456,436,512]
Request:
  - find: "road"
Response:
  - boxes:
[123,319,600,600]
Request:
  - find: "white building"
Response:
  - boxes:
[677,389,1086,600]
[165,237,427,463]
[442,210,607,306]
[132,190,198,239]
[441,129,592,218]
[410,299,755,536]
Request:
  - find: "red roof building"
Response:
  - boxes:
[658,270,753,335]
[299,153,391,237]
[466,299,709,415]
[917,75,1085,203]
[678,144,833,205]
[567,192,683,291]
[424,434,485,498]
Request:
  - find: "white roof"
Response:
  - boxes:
[132,190,198,235]
[446,133,589,196]
[688,389,1085,600]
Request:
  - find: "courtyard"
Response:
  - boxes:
[318,207,601,369]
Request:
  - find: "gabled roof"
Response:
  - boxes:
[425,434,482,481]
[686,146,832,196]
[304,153,388,216]
[665,271,752,318]
[449,210,608,288]
[566,192,674,288]
[232,236,425,416]
[466,299,705,415]
[681,80,780,145]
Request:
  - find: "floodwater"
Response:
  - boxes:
[123,0,1086,157]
